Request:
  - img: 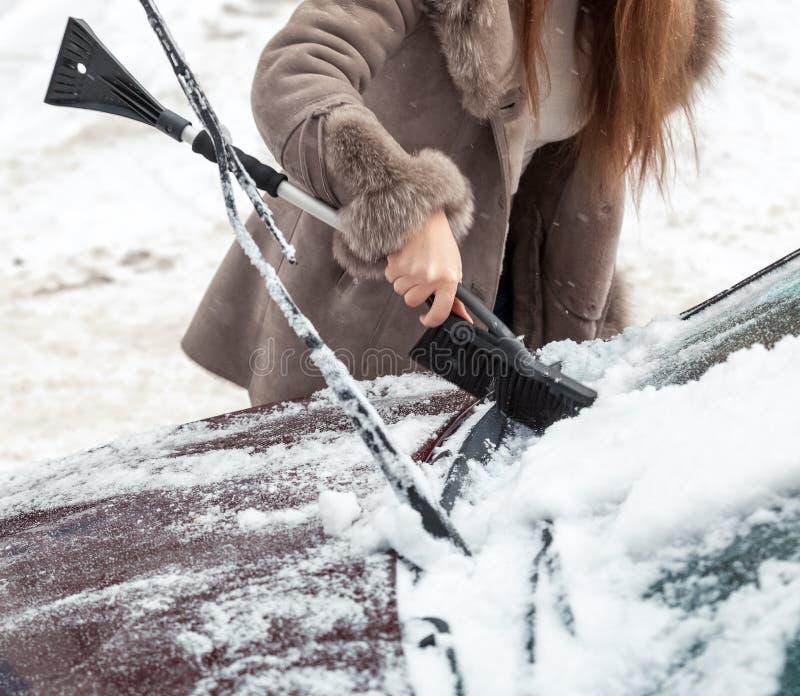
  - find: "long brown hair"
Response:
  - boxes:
[519,0,700,193]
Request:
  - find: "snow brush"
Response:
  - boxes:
[44,16,596,435]
[46,12,471,556]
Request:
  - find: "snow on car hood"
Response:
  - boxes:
[0,374,461,695]
[0,374,452,520]
[394,333,800,696]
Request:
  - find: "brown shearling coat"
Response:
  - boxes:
[182,0,722,404]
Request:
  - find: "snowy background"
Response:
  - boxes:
[1,0,798,468]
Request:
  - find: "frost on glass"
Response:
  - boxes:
[641,253,800,389]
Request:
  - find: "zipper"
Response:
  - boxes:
[489,111,512,215]
[488,110,513,311]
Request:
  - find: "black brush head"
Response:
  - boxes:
[411,315,497,399]
[45,18,164,129]
[412,313,597,432]
[495,358,597,433]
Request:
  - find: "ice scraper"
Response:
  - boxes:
[44,16,597,434]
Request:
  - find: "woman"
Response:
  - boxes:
[183,0,722,404]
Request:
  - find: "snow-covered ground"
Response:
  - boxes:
[0,0,295,467]
[1,0,798,468]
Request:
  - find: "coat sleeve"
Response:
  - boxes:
[251,0,474,279]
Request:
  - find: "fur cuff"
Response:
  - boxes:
[324,105,474,279]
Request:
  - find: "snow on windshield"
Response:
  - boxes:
[389,333,800,696]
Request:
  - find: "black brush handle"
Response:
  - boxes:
[425,285,516,339]
[156,110,192,141]
[191,129,287,197]
[455,285,516,339]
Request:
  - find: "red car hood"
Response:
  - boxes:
[0,378,474,695]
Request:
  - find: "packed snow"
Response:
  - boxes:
[318,489,362,536]
[1,0,296,467]
[236,505,315,531]
[383,334,800,696]
[1,0,799,468]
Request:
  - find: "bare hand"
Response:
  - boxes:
[385,209,471,327]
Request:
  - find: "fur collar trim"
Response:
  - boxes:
[425,0,723,121]
[425,0,520,120]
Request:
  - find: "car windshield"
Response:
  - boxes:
[403,250,800,696]
[643,250,800,389]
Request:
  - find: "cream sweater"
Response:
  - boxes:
[521,0,586,171]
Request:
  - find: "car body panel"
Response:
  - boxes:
[0,387,474,695]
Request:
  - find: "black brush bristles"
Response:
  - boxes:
[493,351,597,433]
[495,368,591,433]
